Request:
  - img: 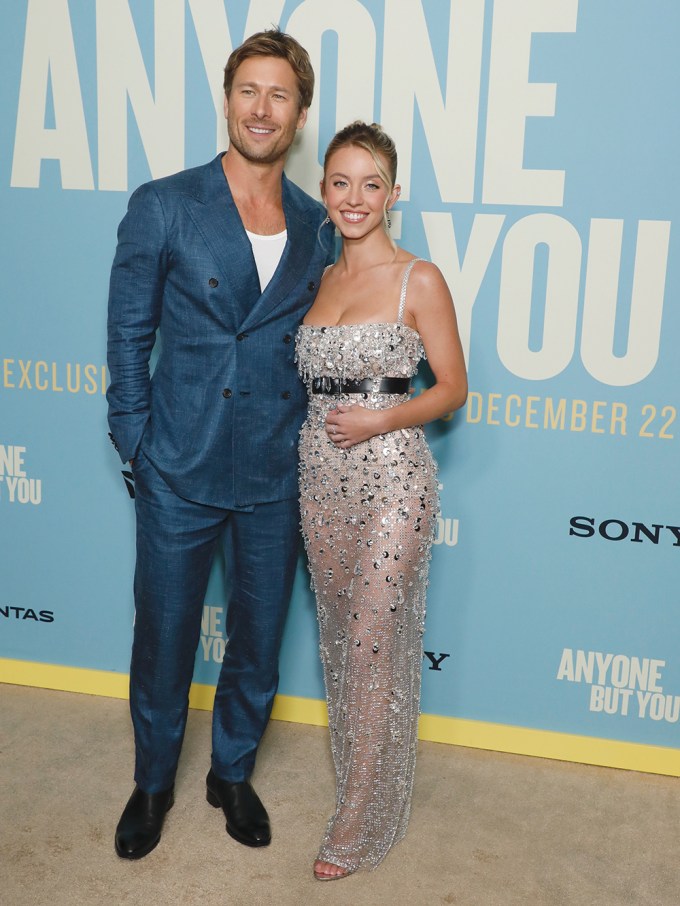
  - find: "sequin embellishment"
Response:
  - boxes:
[297,310,439,872]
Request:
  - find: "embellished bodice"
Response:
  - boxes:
[296,255,426,390]
[296,322,424,388]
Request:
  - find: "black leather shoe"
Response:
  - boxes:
[205,769,271,847]
[114,785,174,860]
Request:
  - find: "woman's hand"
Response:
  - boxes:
[325,403,386,449]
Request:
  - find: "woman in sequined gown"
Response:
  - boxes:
[297,122,467,880]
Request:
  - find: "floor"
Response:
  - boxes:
[2,684,678,906]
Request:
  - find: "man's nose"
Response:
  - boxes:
[252,93,272,118]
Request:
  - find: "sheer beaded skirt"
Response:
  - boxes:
[297,322,438,871]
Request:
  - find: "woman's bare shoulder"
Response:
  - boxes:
[400,256,449,295]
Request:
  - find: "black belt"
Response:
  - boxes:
[311,377,410,395]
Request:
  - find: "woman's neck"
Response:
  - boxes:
[337,231,397,276]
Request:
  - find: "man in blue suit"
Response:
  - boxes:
[107,29,333,860]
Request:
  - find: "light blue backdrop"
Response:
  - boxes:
[1,0,678,754]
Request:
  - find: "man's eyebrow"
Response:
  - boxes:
[235,80,292,93]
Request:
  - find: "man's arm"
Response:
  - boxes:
[106,183,167,464]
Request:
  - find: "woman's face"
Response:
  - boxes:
[322,145,398,240]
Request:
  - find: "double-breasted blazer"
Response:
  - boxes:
[107,154,334,508]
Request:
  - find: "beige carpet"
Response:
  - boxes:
[1,683,678,906]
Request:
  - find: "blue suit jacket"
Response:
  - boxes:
[107,154,333,508]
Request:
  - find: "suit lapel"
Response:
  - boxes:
[183,155,261,319]
[239,174,317,331]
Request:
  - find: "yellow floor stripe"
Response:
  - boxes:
[2,658,677,777]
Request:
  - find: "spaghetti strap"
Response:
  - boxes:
[397,258,423,324]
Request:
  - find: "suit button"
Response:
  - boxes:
[222,388,232,398]
[209,277,219,287]
[281,391,291,400]
[283,334,292,344]
[236,332,247,341]
[307,281,316,291]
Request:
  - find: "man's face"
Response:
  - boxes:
[224,56,307,166]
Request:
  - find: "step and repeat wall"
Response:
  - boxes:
[1,1,678,774]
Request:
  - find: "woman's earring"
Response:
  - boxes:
[322,215,330,226]
[386,211,392,229]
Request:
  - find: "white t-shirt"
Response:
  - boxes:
[245,229,287,291]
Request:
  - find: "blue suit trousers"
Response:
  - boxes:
[130,448,300,792]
